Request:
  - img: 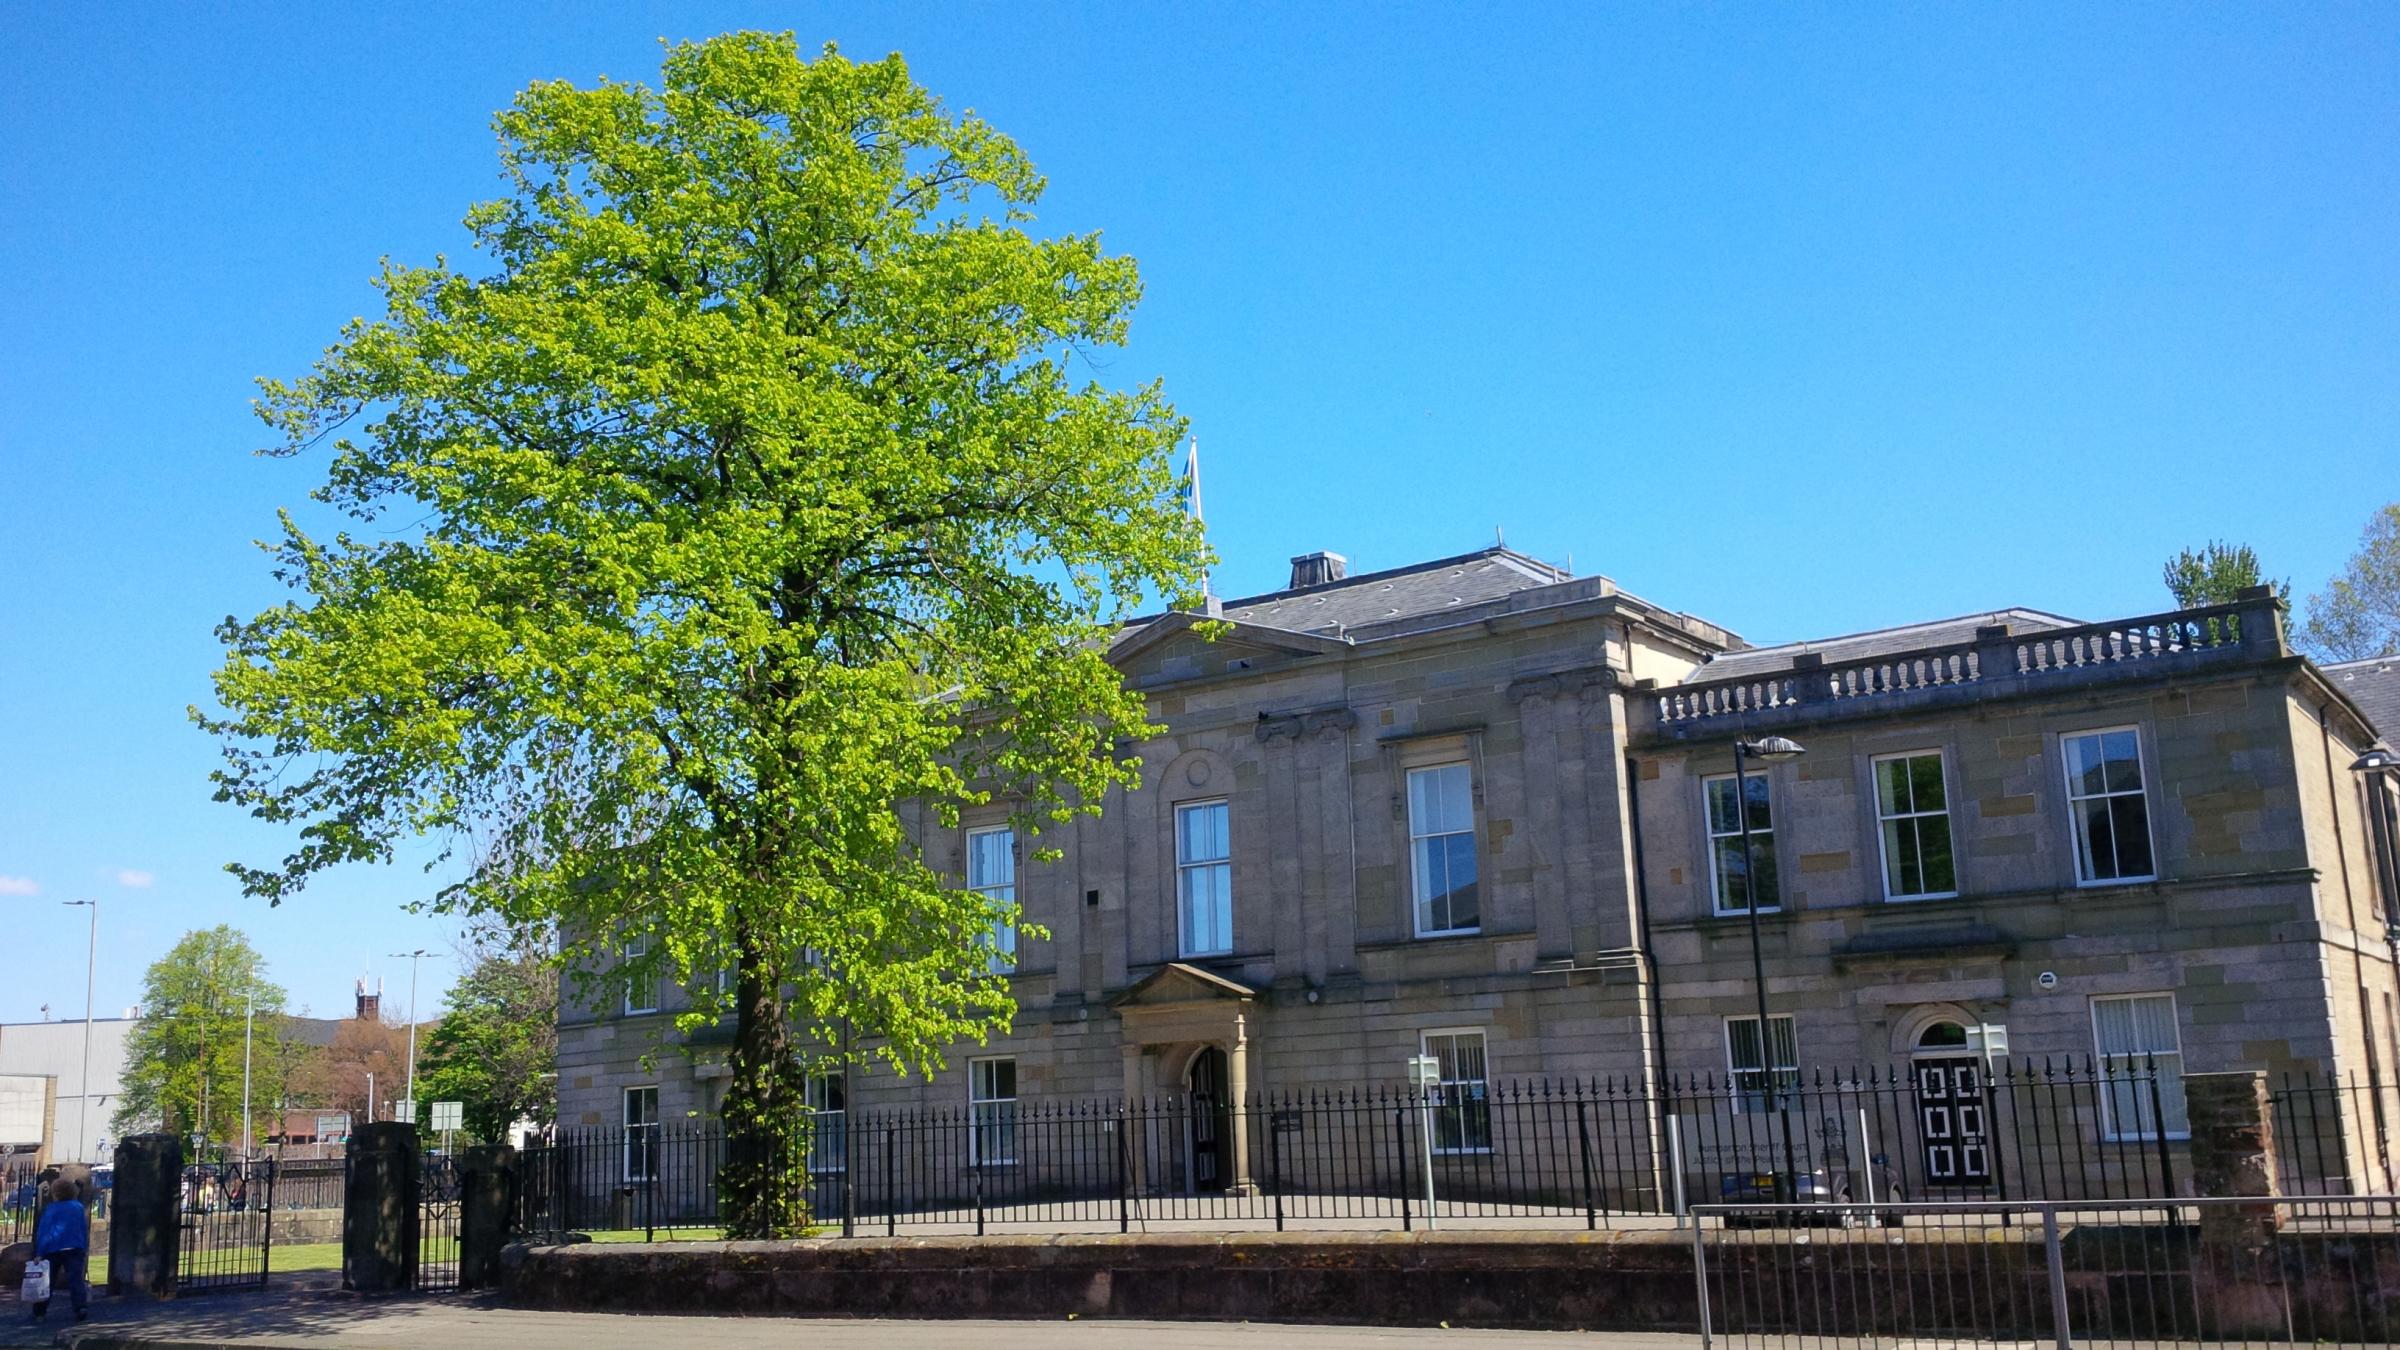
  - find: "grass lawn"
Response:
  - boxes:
[72,1240,351,1290]
[584,1226,729,1243]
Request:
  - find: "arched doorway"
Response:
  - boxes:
[1913,1022,1991,1186]
[1187,1045,1231,1193]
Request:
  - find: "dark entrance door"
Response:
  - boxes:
[1913,1024,1993,1188]
[1188,1045,1229,1193]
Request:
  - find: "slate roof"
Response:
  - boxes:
[1686,608,2083,684]
[1219,547,1573,635]
[2326,656,2400,742]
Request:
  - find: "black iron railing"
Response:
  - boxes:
[2271,1070,2400,1197]
[518,1058,2195,1241]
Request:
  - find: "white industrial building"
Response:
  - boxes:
[0,1016,139,1165]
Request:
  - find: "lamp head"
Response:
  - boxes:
[1738,736,1808,764]
[2351,746,2400,776]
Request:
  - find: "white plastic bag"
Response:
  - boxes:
[19,1257,50,1304]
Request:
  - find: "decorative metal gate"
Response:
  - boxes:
[418,1152,462,1292]
[1913,1058,1991,1186]
[177,1156,275,1293]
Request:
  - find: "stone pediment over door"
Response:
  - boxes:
[1109,962,1259,1010]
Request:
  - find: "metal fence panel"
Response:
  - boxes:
[1693,1196,2400,1349]
[176,1157,275,1294]
[515,1061,2214,1242]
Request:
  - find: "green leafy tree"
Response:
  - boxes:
[2298,505,2400,662]
[2162,540,2285,609]
[414,928,558,1141]
[115,927,296,1153]
[200,34,1207,1235]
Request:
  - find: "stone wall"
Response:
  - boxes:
[499,1225,2400,1338]
[503,1230,1700,1329]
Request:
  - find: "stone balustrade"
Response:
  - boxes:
[1641,587,2287,741]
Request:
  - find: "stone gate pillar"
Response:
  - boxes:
[2185,1070,2279,1239]
[2184,1069,2286,1339]
[342,1121,421,1293]
[106,1134,182,1300]
[458,1144,517,1289]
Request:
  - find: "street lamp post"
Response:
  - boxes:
[63,899,97,1161]
[241,990,256,1159]
[1732,736,1806,1200]
[390,949,430,1121]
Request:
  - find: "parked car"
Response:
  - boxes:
[3,1179,36,1212]
[1717,1170,1859,1226]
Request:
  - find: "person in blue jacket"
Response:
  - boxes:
[30,1176,90,1322]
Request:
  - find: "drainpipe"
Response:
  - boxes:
[1626,756,1672,1096]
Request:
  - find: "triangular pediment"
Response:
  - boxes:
[1108,612,1350,670]
[1108,962,1258,1009]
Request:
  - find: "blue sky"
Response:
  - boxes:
[3,4,2395,1025]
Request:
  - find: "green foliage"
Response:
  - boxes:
[114,927,297,1151]
[2298,505,2400,662]
[2161,540,2284,609]
[199,34,1207,1233]
[413,929,558,1141]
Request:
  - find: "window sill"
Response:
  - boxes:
[2100,1132,2191,1145]
[1354,930,1529,954]
[1414,927,1485,941]
[2076,875,2160,890]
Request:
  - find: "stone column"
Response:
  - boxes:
[1226,1014,1254,1195]
[342,1121,422,1294]
[458,1144,516,1290]
[105,1133,182,1301]
[2233,584,2289,659]
[1508,679,1573,960]
[1119,1043,1147,1195]
[1973,623,2018,684]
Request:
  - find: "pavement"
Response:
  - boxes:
[3,1278,1703,1350]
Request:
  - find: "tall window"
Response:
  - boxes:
[1725,1014,1798,1113]
[1706,772,1778,914]
[1176,800,1233,958]
[806,1072,846,1173]
[968,1056,1018,1166]
[1421,1029,1493,1153]
[2092,994,2189,1140]
[968,827,1017,973]
[1408,763,1479,936]
[622,1086,659,1182]
[1875,752,1957,900]
[622,935,659,1016]
[2064,728,2155,884]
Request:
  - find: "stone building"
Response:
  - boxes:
[554,548,2400,1198]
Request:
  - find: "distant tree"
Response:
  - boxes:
[115,927,295,1152]
[2297,505,2400,662]
[2162,540,2286,609]
[413,925,557,1141]
[299,1016,417,1124]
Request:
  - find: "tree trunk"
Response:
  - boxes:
[718,918,813,1238]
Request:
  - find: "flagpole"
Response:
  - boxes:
[1185,436,1213,609]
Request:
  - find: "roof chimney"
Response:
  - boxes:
[1288,551,1348,590]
